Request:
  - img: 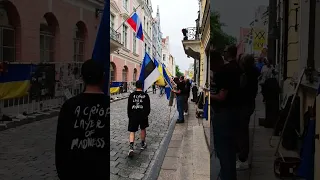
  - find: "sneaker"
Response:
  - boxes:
[128,145,134,157]
[184,112,188,115]
[236,160,249,170]
[141,142,147,150]
[176,119,184,123]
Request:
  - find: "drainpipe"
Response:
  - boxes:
[268,0,277,65]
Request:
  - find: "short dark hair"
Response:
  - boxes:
[136,80,143,89]
[227,45,237,58]
[81,59,104,85]
[180,76,184,80]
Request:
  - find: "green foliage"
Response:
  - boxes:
[210,11,237,52]
[175,65,183,77]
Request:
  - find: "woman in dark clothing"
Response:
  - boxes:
[184,79,191,114]
[236,54,260,170]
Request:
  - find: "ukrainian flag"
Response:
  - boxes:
[155,64,166,86]
[110,82,123,94]
[0,64,34,100]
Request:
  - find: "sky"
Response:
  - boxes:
[212,0,268,40]
[151,0,199,71]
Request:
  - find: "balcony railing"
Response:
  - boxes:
[110,27,121,44]
[182,27,200,40]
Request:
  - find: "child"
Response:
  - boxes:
[127,80,151,157]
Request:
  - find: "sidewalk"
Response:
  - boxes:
[158,101,210,180]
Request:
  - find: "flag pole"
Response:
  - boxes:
[115,4,142,32]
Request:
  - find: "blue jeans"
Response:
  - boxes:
[176,96,185,120]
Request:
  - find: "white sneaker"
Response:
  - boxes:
[184,112,188,115]
[236,160,249,170]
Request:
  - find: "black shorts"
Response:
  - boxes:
[128,118,149,132]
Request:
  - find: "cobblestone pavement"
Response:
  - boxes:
[0,93,173,180]
[110,93,175,180]
[0,117,59,180]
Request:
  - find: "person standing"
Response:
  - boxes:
[192,83,198,102]
[152,82,156,94]
[211,46,241,180]
[236,54,260,170]
[184,79,191,115]
[55,59,109,180]
[127,80,151,157]
[172,76,185,123]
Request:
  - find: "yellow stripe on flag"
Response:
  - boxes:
[0,81,30,100]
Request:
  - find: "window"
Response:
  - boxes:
[123,25,128,48]
[110,63,115,81]
[148,47,150,54]
[0,7,15,62]
[163,54,166,61]
[123,0,128,10]
[122,66,128,82]
[145,43,147,51]
[40,20,55,62]
[144,17,145,28]
[73,22,85,62]
[146,22,148,33]
[110,14,115,30]
[133,69,137,81]
[133,32,136,53]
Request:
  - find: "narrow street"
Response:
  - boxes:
[110,93,175,180]
[0,93,173,180]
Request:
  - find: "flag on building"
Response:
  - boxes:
[139,53,160,91]
[92,2,109,95]
[127,12,144,41]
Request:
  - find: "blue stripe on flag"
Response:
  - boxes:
[162,63,173,89]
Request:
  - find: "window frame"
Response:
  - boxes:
[40,24,55,63]
[0,26,15,62]
[123,25,128,48]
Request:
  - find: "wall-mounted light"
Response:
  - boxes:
[95,8,103,18]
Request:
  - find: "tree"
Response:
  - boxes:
[211,11,237,52]
[175,65,183,77]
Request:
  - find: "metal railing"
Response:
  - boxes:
[110,27,121,44]
[182,27,200,40]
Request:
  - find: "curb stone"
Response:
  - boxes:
[0,109,60,132]
[143,110,178,180]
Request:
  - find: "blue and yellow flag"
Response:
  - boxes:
[0,64,34,100]
[110,82,123,94]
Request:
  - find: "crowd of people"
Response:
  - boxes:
[210,45,278,180]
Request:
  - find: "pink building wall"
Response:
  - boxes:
[237,27,250,57]
[6,0,101,62]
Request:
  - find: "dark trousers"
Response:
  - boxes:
[236,105,254,162]
[192,92,197,102]
[184,95,189,113]
[176,96,185,120]
[152,88,156,94]
[212,109,237,180]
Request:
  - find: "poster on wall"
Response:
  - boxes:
[29,64,55,100]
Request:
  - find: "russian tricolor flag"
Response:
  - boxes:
[127,12,144,41]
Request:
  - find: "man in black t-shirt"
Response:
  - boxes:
[127,80,151,157]
[172,76,185,123]
[55,59,109,180]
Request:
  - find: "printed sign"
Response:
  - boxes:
[253,28,266,51]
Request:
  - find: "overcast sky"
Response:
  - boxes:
[152,0,198,71]
[212,0,268,40]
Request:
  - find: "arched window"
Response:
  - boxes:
[74,21,86,62]
[122,66,128,82]
[0,1,20,62]
[110,62,116,81]
[40,13,59,62]
[133,68,137,81]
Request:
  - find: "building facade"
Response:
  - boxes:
[0,0,103,63]
[142,0,153,57]
[168,54,175,76]
[152,5,162,61]
[110,0,148,83]
[161,36,170,65]
[237,27,251,56]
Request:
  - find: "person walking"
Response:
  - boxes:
[236,54,260,170]
[127,80,151,157]
[55,59,109,180]
[172,76,185,123]
[152,82,156,94]
[211,46,241,180]
[184,79,191,115]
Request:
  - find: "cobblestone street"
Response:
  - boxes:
[110,93,175,180]
[0,93,174,180]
